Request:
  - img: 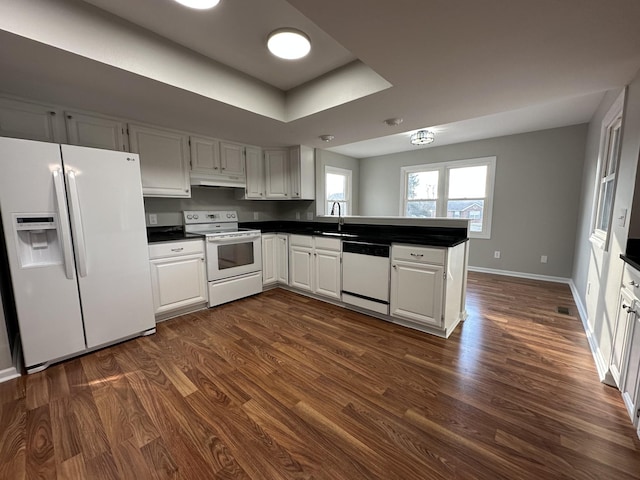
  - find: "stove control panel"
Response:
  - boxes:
[183,210,238,224]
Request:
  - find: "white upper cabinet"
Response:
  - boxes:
[0,97,65,143]
[289,145,315,200]
[219,141,246,177]
[128,123,191,198]
[65,111,128,151]
[245,146,265,198]
[265,148,290,198]
[190,135,220,174]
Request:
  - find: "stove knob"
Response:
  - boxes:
[187,215,193,220]
[193,214,199,219]
[231,213,236,218]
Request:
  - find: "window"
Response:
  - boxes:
[401,156,496,238]
[592,91,625,248]
[325,166,352,215]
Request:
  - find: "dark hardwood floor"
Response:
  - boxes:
[1,271,639,479]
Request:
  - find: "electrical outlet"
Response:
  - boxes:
[494,251,501,259]
[295,211,301,220]
[148,213,158,225]
[540,255,548,264]
[253,211,259,220]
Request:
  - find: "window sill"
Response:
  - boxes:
[589,232,607,251]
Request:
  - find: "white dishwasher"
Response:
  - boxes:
[341,241,391,315]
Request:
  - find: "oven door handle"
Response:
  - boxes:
[207,233,261,244]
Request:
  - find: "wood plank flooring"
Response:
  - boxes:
[1,271,639,479]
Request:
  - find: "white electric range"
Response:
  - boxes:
[184,210,262,307]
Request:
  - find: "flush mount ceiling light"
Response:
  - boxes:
[319,134,335,142]
[173,0,220,9]
[267,28,311,60]
[410,130,435,145]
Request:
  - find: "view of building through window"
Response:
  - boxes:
[325,166,351,215]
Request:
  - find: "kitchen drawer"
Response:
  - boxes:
[149,239,204,259]
[622,264,640,297]
[392,244,445,265]
[314,236,341,252]
[289,234,313,248]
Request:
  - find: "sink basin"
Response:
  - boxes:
[316,231,358,238]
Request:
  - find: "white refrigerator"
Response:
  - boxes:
[0,137,155,373]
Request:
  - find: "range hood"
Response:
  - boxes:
[190,173,246,189]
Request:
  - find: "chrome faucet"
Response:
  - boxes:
[330,201,343,231]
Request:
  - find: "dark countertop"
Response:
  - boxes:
[147,226,203,244]
[621,238,640,271]
[240,221,468,247]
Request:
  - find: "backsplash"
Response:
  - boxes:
[143,186,315,226]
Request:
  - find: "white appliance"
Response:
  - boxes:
[0,137,155,373]
[342,241,391,315]
[183,210,262,307]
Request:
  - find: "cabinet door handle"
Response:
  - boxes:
[630,280,639,288]
[623,303,636,314]
[171,248,184,252]
[393,264,397,269]
[410,253,424,258]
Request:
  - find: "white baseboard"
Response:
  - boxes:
[467,266,570,284]
[469,266,612,385]
[0,366,20,383]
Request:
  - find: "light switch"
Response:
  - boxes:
[618,208,627,228]
[149,214,158,225]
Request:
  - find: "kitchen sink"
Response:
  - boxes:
[314,231,359,238]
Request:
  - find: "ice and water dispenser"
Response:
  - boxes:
[13,213,62,268]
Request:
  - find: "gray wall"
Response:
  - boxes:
[315,149,360,216]
[359,125,588,277]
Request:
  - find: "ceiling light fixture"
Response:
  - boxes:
[319,135,335,142]
[173,0,221,9]
[410,130,435,145]
[267,28,311,60]
[384,117,404,126]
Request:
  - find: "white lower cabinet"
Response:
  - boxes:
[288,235,341,299]
[391,260,444,327]
[390,243,465,334]
[262,234,289,286]
[148,240,207,320]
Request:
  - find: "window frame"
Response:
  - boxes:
[324,165,352,216]
[591,90,625,250]
[400,156,496,239]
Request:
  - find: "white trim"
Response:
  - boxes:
[467,266,570,284]
[0,366,20,383]
[468,266,613,384]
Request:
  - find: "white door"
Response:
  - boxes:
[262,234,277,285]
[190,136,220,174]
[0,138,85,368]
[60,145,155,348]
[390,260,444,327]
[65,112,128,151]
[314,249,341,299]
[265,149,290,198]
[290,246,313,291]
[150,254,207,314]
[276,234,289,284]
[128,124,190,197]
[219,141,245,176]
[245,146,265,199]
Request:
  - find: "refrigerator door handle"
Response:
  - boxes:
[52,169,75,280]
[66,170,88,278]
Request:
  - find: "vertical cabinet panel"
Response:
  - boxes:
[245,146,265,198]
[262,234,277,285]
[265,149,290,198]
[611,288,636,387]
[314,249,341,299]
[129,124,190,197]
[65,112,128,151]
[621,310,640,424]
[276,234,289,284]
[190,136,220,173]
[290,246,313,291]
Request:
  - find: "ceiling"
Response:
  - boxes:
[1,0,640,158]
